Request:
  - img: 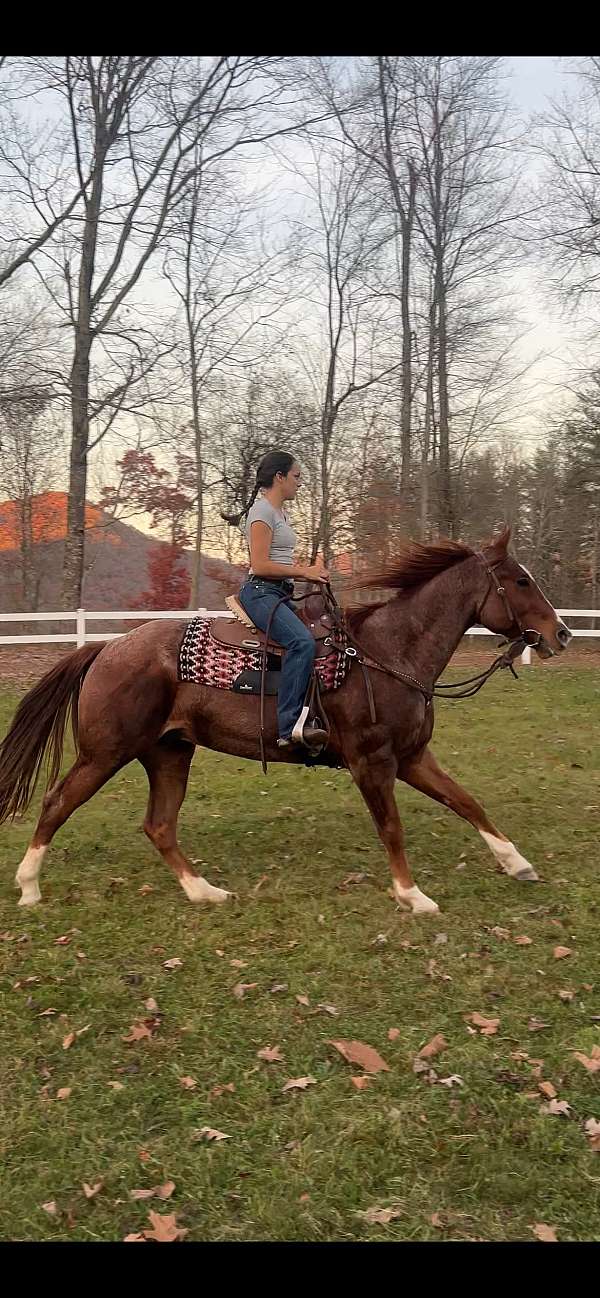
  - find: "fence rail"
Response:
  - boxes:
[0,608,598,665]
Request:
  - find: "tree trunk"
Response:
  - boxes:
[400,164,417,494]
[62,336,92,608]
[436,262,454,537]
[20,489,37,612]
[420,300,437,541]
[189,365,204,609]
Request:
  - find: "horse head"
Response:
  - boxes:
[476,527,572,659]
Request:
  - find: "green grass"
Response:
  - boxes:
[0,666,599,1242]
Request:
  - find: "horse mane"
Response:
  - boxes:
[343,537,475,630]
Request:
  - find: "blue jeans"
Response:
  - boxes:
[238,577,316,739]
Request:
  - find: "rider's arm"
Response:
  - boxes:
[249,521,312,580]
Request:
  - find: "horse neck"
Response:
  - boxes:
[363,558,482,688]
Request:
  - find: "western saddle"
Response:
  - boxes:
[209,591,338,660]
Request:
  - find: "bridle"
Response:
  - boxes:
[335,549,544,709]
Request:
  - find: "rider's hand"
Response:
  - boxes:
[302,560,329,582]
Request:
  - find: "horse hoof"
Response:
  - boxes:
[514,866,539,882]
[17,889,41,907]
[393,883,440,914]
[180,873,230,904]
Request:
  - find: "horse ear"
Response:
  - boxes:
[482,524,511,562]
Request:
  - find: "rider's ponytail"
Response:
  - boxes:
[221,450,296,527]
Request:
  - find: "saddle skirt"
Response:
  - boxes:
[179,613,349,695]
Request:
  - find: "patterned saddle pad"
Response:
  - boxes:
[179,616,350,694]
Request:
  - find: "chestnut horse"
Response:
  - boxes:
[0,528,571,915]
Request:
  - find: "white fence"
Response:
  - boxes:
[0,607,598,665]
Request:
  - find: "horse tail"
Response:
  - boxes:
[0,643,104,825]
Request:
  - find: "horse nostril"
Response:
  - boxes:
[557,625,572,647]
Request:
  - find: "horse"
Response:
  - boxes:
[0,526,571,915]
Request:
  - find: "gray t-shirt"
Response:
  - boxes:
[245,496,298,571]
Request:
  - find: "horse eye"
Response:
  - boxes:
[516,577,530,588]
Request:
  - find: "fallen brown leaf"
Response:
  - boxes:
[573,1046,600,1074]
[122,1021,154,1044]
[179,1076,197,1089]
[107,1081,124,1091]
[295,994,310,1007]
[464,1013,499,1036]
[232,982,258,999]
[490,926,510,940]
[124,1232,146,1242]
[55,934,71,946]
[163,958,183,971]
[584,1118,600,1151]
[194,1126,231,1141]
[282,1076,318,1092]
[558,989,574,1002]
[142,1210,187,1242]
[553,946,572,960]
[528,1018,550,1032]
[438,1074,464,1088]
[357,1205,402,1225]
[82,1182,103,1200]
[329,1039,390,1074]
[257,1044,284,1063]
[387,1028,401,1042]
[418,1033,449,1060]
[144,998,159,1013]
[38,1008,58,1017]
[430,1211,444,1228]
[42,1201,57,1215]
[230,959,248,969]
[56,1087,71,1101]
[532,1223,558,1242]
[316,1003,339,1017]
[514,935,533,946]
[538,1081,557,1099]
[130,1182,175,1201]
[138,884,154,895]
[62,1032,76,1050]
[541,1098,571,1116]
[351,1076,370,1090]
[210,1082,235,1097]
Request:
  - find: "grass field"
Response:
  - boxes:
[0,665,599,1242]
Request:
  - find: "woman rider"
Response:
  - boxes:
[222,451,329,750]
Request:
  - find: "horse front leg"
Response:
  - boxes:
[349,754,440,914]
[398,745,538,882]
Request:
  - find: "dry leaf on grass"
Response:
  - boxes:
[163,958,183,971]
[55,934,72,946]
[257,1045,283,1063]
[438,1075,464,1088]
[388,1028,401,1041]
[553,946,572,960]
[584,1118,600,1152]
[210,1082,235,1097]
[418,1033,448,1058]
[538,1081,557,1099]
[351,1076,370,1090]
[531,1223,558,1242]
[573,1046,600,1074]
[514,935,533,946]
[130,1182,175,1201]
[232,982,258,1000]
[282,1076,318,1092]
[179,1076,197,1089]
[528,1018,550,1032]
[142,1210,187,1242]
[558,989,574,1002]
[356,1205,402,1225]
[138,884,154,895]
[62,1032,76,1050]
[430,1211,444,1228]
[107,1080,124,1091]
[122,1021,155,1044]
[329,1039,390,1074]
[464,1013,499,1036]
[56,1087,71,1101]
[82,1181,103,1200]
[490,926,510,941]
[124,1232,146,1242]
[193,1126,231,1141]
[541,1098,571,1117]
[295,994,310,1007]
[144,998,159,1013]
[230,959,248,969]
[42,1201,57,1215]
[316,1003,339,1017]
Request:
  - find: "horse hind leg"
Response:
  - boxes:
[15,756,119,906]
[140,736,230,904]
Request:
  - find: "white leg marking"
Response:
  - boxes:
[180,872,230,904]
[393,881,440,914]
[479,830,539,881]
[15,844,47,906]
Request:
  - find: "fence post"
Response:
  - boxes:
[521,645,532,666]
[76,608,85,648]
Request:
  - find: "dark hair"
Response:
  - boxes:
[221,450,297,527]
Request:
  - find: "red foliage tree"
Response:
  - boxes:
[132,544,191,610]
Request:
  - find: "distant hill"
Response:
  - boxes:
[0,491,247,613]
